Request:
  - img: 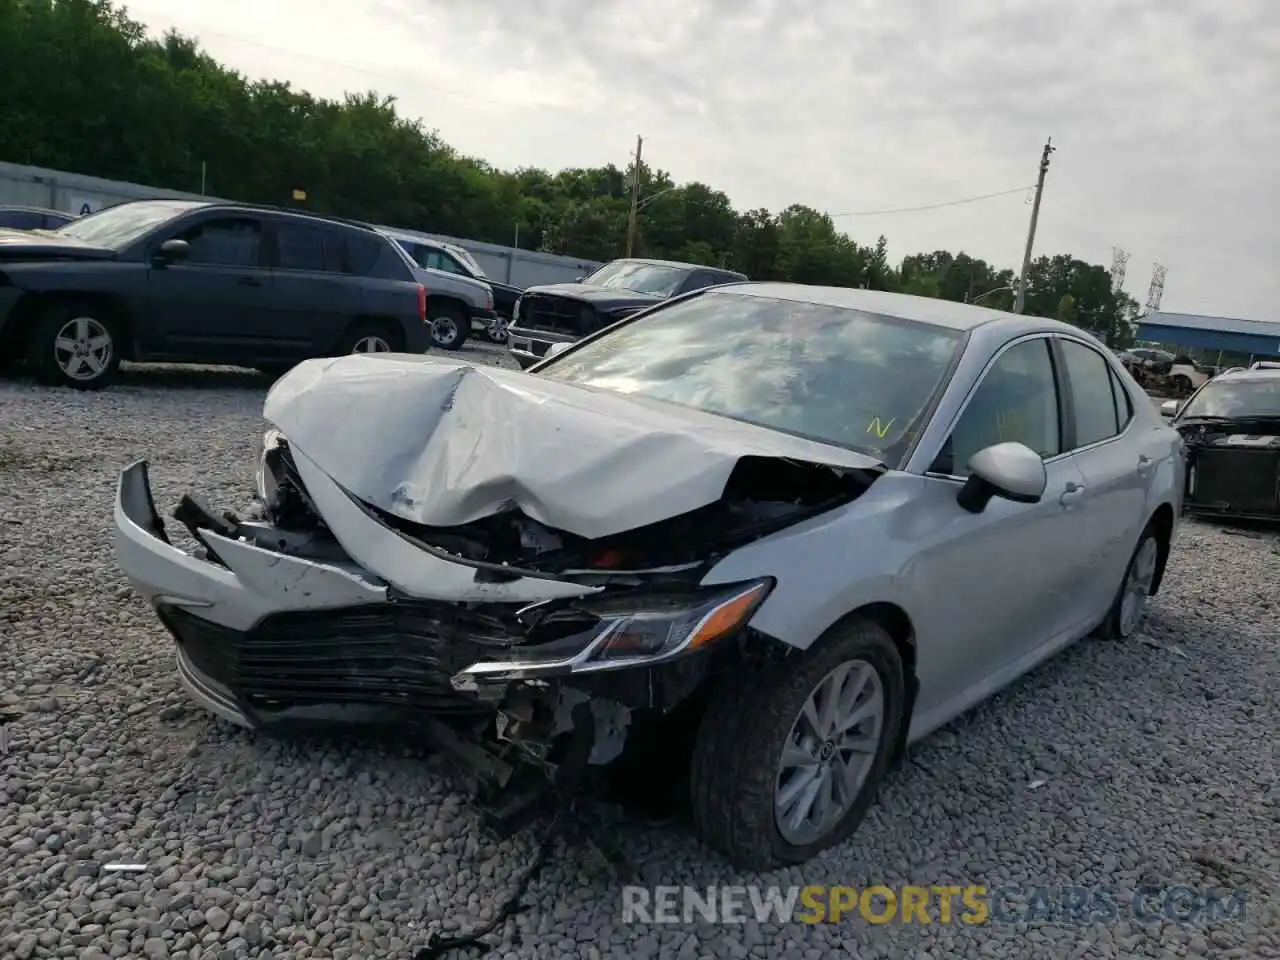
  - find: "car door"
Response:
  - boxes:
[905,336,1090,711]
[1052,337,1150,626]
[263,218,364,359]
[145,214,273,360]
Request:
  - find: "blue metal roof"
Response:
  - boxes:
[1139,311,1280,338]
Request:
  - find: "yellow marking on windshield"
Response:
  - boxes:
[867,417,897,440]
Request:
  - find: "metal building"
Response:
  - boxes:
[1136,311,1280,361]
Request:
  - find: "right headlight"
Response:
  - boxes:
[451,578,773,687]
[512,296,523,323]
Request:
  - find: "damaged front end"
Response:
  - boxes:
[1178,419,1280,520]
[113,355,886,828]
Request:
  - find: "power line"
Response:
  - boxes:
[829,185,1035,218]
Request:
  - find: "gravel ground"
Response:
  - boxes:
[1,347,1277,960]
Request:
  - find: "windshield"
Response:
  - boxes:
[1180,379,1280,419]
[448,245,486,278]
[583,260,692,297]
[56,200,207,248]
[537,291,964,463]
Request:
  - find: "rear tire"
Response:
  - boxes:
[689,618,904,869]
[428,304,469,351]
[27,301,122,390]
[1094,522,1161,639]
[336,321,399,356]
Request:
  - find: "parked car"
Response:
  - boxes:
[0,199,430,389]
[113,285,1183,868]
[380,228,504,349]
[1163,365,1280,520]
[507,257,748,369]
[0,205,77,231]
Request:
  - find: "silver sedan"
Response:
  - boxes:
[113,283,1185,868]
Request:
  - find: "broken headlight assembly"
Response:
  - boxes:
[452,578,773,688]
[254,428,285,509]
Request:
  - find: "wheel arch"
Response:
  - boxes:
[2,290,137,361]
[1147,501,1175,596]
[834,601,918,767]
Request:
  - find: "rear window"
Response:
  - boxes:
[537,291,964,464]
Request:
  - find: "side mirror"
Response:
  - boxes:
[153,238,189,266]
[1160,399,1180,418]
[573,275,587,282]
[956,442,1047,514]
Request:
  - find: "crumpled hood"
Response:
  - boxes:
[264,354,884,540]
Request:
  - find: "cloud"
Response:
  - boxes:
[124,0,1280,318]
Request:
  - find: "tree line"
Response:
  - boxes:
[0,0,1138,342]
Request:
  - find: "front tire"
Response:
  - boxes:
[1094,522,1161,639]
[689,618,905,869]
[27,302,122,390]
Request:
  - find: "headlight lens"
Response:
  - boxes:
[452,579,773,686]
[512,296,523,322]
[254,428,284,506]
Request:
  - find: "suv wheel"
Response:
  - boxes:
[689,617,904,868]
[485,316,509,344]
[429,305,469,351]
[28,303,122,390]
[336,322,400,356]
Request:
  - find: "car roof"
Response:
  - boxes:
[703,282,1079,334]
[1213,366,1280,383]
[378,227,441,246]
[90,198,379,232]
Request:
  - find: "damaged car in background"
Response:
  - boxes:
[113,284,1184,868]
[1164,365,1280,521]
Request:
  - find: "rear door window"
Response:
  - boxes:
[274,221,348,273]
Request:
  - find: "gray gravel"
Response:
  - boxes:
[2,347,1277,960]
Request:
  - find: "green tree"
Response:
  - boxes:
[0,0,1126,307]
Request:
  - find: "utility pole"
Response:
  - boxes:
[625,135,643,257]
[1013,137,1055,314]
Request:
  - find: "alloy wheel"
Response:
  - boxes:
[1119,536,1158,636]
[352,335,391,354]
[774,658,884,846]
[54,317,113,381]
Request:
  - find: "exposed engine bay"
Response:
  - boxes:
[1176,418,1280,519]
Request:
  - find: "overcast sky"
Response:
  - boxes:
[123,0,1278,320]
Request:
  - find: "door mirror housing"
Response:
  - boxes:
[1160,399,1180,418]
[956,442,1048,514]
[153,238,190,266]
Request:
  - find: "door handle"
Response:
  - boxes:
[1137,454,1154,476]
[1058,482,1086,506]
[237,276,262,286]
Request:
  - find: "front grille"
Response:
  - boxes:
[1189,448,1280,514]
[517,295,594,335]
[161,603,523,717]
